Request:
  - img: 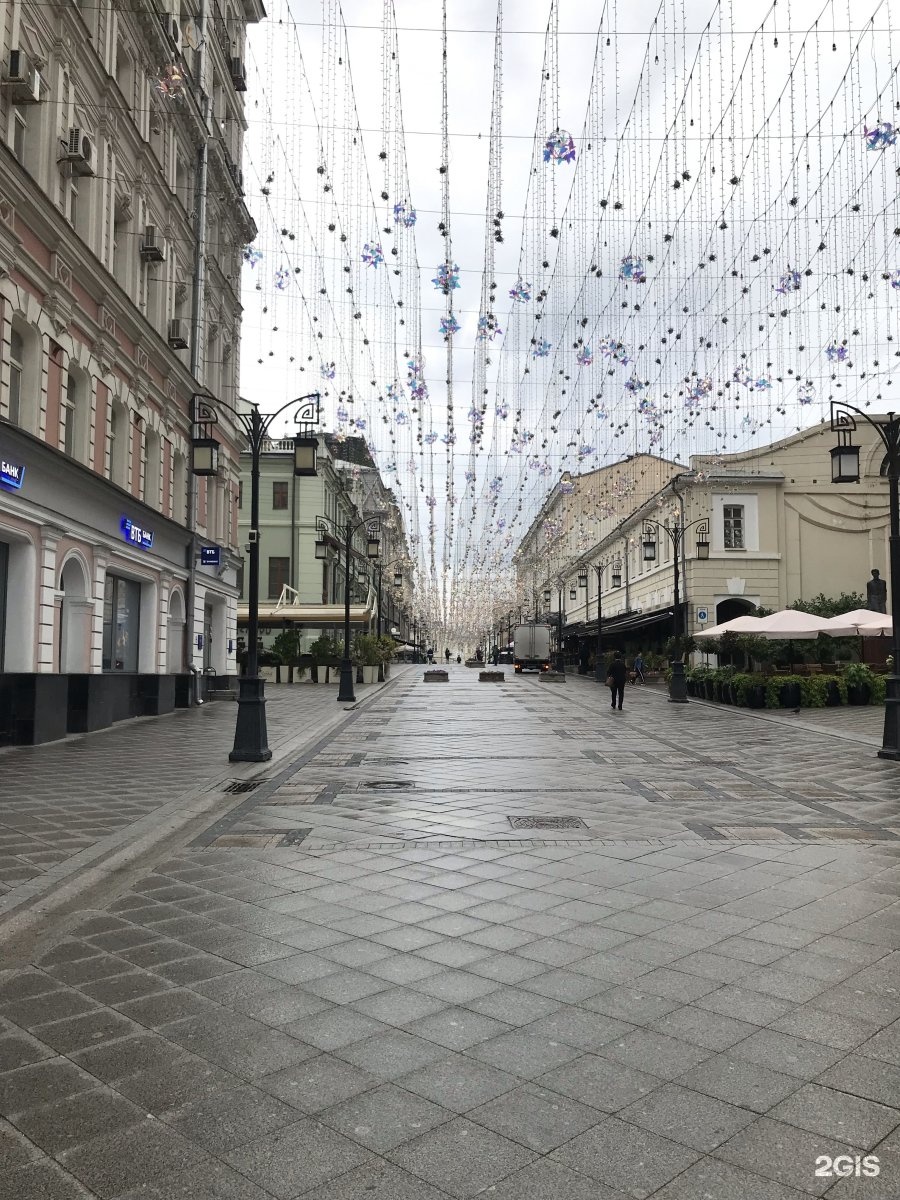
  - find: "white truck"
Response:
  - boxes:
[513,623,552,673]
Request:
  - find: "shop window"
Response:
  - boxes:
[268,556,289,599]
[723,504,745,550]
[272,481,288,510]
[102,574,141,671]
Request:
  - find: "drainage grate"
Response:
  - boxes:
[224,780,266,794]
[362,780,415,790]
[508,816,588,831]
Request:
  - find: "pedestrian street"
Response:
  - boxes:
[1,666,899,1199]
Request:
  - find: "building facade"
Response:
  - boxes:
[236,435,412,654]
[558,422,893,656]
[0,1,262,742]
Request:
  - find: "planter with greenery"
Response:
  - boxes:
[269,630,304,684]
[309,634,342,683]
[733,672,766,708]
[353,633,381,684]
[765,675,803,709]
[843,662,875,706]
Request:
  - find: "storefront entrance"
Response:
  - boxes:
[0,541,7,671]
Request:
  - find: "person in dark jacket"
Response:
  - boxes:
[607,651,627,710]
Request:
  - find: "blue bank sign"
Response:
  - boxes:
[1,459,25,490]
[121,516,154,550]
[200,545,221,566]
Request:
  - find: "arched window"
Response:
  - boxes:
[8,327,23,424]
[7,319,39,433]
[144,427,161,509]
[63,367,90,462]
[172,450,187,525]
[109,401,129,487]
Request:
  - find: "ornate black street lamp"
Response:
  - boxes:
[642,516,710,703]
[584,558,622,682]
[191,392,320,762]
[373,557,406,680]
[830,403,900,760]
[315,515,382,702]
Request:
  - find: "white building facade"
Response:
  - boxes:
[0,0,263,742]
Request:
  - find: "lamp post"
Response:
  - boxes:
[641,516,710,703]
[830,403,900,760]
[191,392,320,762]
[373,558,405,680]
[582,559,622,682]
[315,514,382,702]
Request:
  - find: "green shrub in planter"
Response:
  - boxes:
[823,676,845,706]
[733,673,766,708]
[798,675,828,708]
[843,662,875,706]
[765,675,803,708]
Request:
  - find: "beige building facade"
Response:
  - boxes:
[557,422,892,650]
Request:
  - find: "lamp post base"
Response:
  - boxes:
[877,677,900,759]
[668,660,689,704]
[229,676,272,762]
[337,658,357,703]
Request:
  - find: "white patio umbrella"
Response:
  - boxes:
[821,608,893,636]
[749,609,834,639]
[695,615,766,639]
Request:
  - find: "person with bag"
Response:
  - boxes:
[606,650,627,711]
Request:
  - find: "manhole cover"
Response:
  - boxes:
[508,816,588,830]
[362,780,415,790]
[224,780,266,794]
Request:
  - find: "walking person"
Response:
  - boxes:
[444,648,451,664]
[606,650,627,711]
[633,650,645,685]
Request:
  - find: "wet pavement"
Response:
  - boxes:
[1,667,899,1199]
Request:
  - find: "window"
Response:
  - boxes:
[268,556,289,599]
[272,481,288,510]
[723,505,745,550]
[63,373,77,456]
[12,112,25,165]
[102,574,141,671]
[8,329,23,425]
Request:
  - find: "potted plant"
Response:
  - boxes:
[376,635,397,681]
[734,672,766,708]
[309,634,341,683]
[353,633,381,684]
[765,673,803,709]
[843,662,874,706]
[270,629,302,684]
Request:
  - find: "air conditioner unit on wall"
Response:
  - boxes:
[168,318,189,349]
[63,127,94,175]
[3,50,43,104]
[229,58,247,92]
[140,225,166,263]
[165,13,182,52]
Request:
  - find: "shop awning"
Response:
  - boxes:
[237,604,375,626]
[581,607,678,636]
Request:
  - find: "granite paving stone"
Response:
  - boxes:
[386,1116,537,1198]
[1,671,899,1199]
[221,1117,373,1198]
[551,1115,702,1198]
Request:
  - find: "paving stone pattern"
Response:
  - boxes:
[0,683,379,902]
[0,668,898,1198]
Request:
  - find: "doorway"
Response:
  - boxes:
[0,541,7,671]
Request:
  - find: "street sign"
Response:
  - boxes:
[696,607,709,624]
[200,545,221,566]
